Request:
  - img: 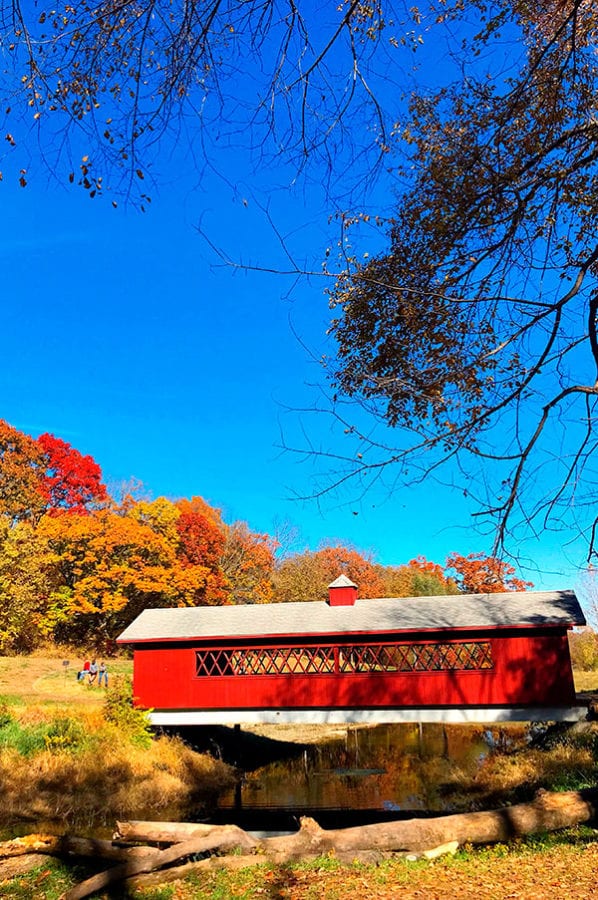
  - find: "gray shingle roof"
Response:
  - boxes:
[117,590,585,644]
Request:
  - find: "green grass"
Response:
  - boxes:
[0,719,50,756]
[0,859,79,900]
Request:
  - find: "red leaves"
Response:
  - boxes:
[36,433,108,515]
[175,497,226,570]
[175,497,229,604]
[0,420,108,525]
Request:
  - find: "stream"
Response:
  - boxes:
[188,722,532,831]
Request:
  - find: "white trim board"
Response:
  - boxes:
[149,707,588,726]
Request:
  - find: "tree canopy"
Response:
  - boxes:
[326,0,598,558]
[0,0,402,203]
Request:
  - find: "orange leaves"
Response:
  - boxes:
[446,552,533,594]
[0,419,47,524]
[176,501,226,571]
[221,521,277,604]
[274,544,385,603]
[37,510,182,637]
[381,555,457,598]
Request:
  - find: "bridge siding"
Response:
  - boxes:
[131,628,576,712]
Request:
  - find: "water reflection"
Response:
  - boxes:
[216,723,527,821]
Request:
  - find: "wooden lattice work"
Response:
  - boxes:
[195,641,493,677]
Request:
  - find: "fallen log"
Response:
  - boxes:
[129,841,461,890]
[261,788,598,861]
[60,826,257,900]
[116,787,598,863]
[0,834,61,859]
[114,820,217,844]
[0,834,152,862]
[42,787,598,898]
[59,836,150,861]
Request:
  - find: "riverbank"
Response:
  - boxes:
[0,655,235,828]
[155,834,598,899]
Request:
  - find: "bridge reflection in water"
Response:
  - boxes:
[203,722,531,831]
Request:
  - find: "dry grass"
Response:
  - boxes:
[0,655,133,711]
[0,655,235,827]
[574,669,598,693]
[474,743,596,795]
[0,729,235,826]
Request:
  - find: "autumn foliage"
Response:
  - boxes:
[446,553,534,594]
[0,421,108,523]
[0,419,533,651]
[37,433,108,514]
[380,556,458,598]
[274,545,387,603]
[0,420,47,523]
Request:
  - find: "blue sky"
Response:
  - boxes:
[0,7,590,596]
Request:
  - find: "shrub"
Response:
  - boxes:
[44,716,88,753]
[103,675,153,748]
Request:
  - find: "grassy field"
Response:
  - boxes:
[0,655,133,710]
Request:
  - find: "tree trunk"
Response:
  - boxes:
[116,788,598,863]
[61,826,256,900]
[261,788,598,861]
[114,820,218,844]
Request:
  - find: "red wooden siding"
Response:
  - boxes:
[131,629,576,711]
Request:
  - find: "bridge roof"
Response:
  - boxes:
[117,589,585,644]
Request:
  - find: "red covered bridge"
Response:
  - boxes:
[117,576,587,724]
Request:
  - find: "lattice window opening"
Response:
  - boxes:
[338,642,493,673]
[195,646,336,677]
[195,642,493,677]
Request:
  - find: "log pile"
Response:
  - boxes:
[0,788,596,899]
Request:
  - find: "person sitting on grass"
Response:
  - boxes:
[88,659,98,685]
[77,659,90,682]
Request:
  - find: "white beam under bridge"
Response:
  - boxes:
[149,706,589,726]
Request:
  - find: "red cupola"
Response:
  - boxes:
[327,574,358,606]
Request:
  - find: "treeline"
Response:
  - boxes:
[0,420,532,652]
